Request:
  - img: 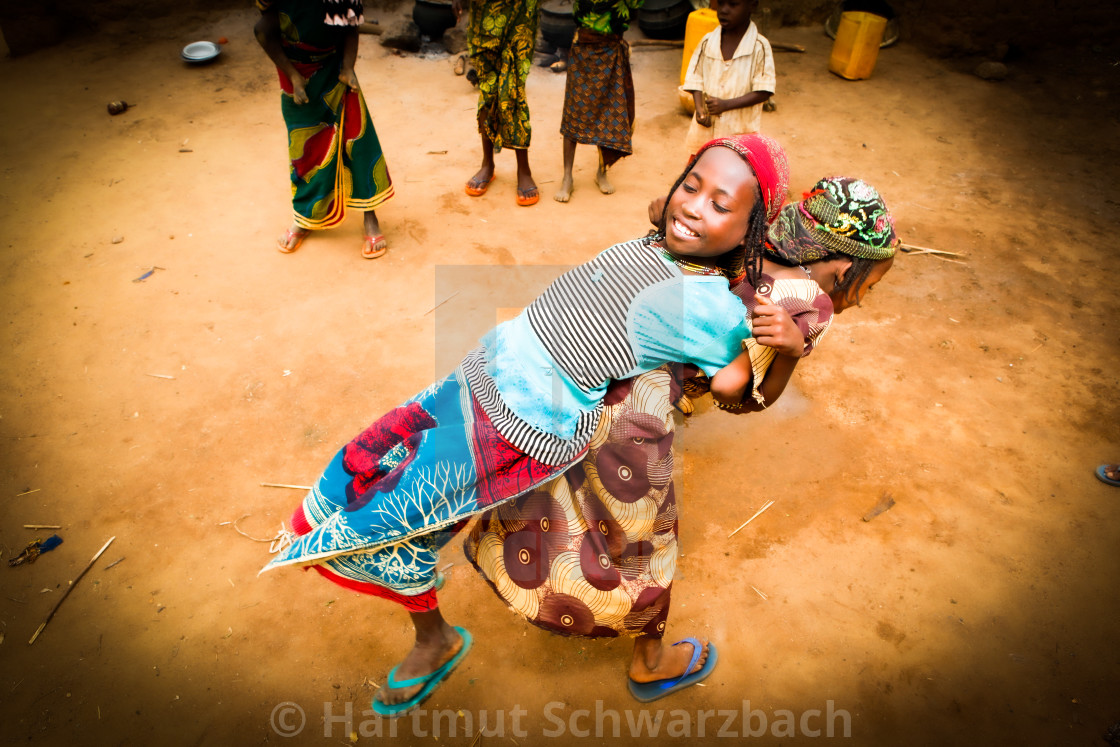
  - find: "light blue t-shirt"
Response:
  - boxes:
[483,245,749,440]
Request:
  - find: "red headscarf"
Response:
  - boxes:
[692,134,790,222]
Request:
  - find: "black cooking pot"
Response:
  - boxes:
[636,0,691,39]
[540,5,576,50]
[413,0,457,39]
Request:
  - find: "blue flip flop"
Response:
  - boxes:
[627,638,719,703]
[1097,465,1120,487]
[372,627,473,718]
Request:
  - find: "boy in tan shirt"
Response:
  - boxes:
[682,0,775,154]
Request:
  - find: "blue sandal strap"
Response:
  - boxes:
[660,638,704,690]
[386,664,440,690]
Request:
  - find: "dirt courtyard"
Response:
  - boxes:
[1,4,1119,745]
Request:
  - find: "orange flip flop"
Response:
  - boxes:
[362,234,388,259]
[278,227,309,253]
[465,174,495,197]
[516,187,539,207]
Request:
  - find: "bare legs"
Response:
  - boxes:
[466,133,497,193]
[554,141,615,203]
[513,146,537,203]
[374,608,464,707]
[466,133,537,204]
[594,149,615,195]
[628,634,709,683]
[554,137,577,202]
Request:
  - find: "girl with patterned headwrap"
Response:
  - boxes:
[262,134,790,716]
[708,175,899,409]
[467,175,898,703]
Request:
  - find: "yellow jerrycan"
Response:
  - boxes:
[828,11,887,80]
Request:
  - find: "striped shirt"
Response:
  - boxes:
[462,238,749,464]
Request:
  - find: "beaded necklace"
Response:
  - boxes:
[655,244,726,278]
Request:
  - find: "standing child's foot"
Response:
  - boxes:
[554,174,574,203]
[361,209,386,258]
[362,234,388,259]
[465,167,496,196]
[278,223,309,253]
[516,171,539,206]
[595,168,615,195]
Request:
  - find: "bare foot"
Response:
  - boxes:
[277,222,309,253]
[375,625,464,707]
[554,174,573,203]
[595,168,615,195]
[629,636,709,683]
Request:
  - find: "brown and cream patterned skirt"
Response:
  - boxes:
[465,367,683,638]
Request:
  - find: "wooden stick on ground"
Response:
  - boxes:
[23,524,61,530]
[259,482,313,490]
[728,500,775,538]
[900,242,966,258]
[29,536,115,645]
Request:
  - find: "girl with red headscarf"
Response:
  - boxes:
[467,134,792,702]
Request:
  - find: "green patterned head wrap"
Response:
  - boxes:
[766,177,898,264]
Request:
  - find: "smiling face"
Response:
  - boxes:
[663,146,759,262]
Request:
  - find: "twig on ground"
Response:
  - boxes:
[728,500,775,538]
[229,515,273,543]
[750,585,768,600]
[146,373,175,379]
[424,291,461,316]
[900,242,965,257]
[260,482,312,490]
[104,557,125,570]
[23,525,61,530]
[15,488,40,497]
[29,536,115,645]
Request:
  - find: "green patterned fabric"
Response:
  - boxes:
[767,176,898,263]
[468,0,540,150]
[573,0,643,35]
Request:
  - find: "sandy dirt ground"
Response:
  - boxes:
[1,4,1119,745]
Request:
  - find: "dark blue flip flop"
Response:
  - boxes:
[627,638,718,703]
[1097,465,1120,487]
[372,627,472,718]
